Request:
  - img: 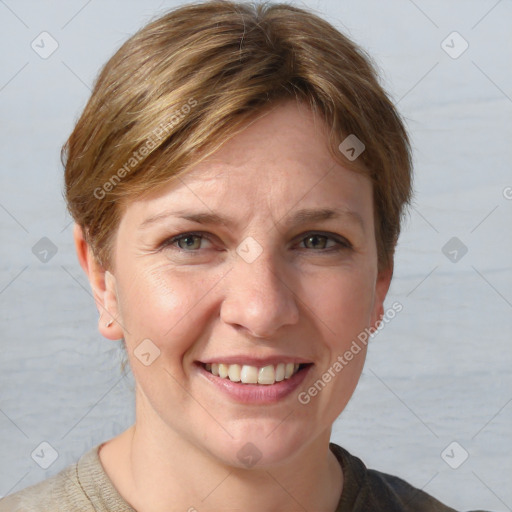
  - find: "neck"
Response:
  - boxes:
[100,406,343,512]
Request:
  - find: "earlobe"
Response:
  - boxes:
[73,224,123,340]
[100,270,124,340]
[371,263,393,329]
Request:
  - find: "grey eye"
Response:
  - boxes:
[176,235,203,250]
[302,234,331,249]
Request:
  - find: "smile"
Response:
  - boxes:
[204,362,305,385]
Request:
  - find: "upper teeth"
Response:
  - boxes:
[205,363,300,385]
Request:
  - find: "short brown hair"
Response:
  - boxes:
[63,0,412,271]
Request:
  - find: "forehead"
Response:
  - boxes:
[123,100,373,226]
[185,100,336,180]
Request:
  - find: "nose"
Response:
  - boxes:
[220,251,300,338]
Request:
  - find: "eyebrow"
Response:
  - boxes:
[139,207,365,232]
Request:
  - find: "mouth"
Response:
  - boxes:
[202,362,311,385]
[195,357,314,404]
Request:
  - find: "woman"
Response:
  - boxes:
[0,1,489,511]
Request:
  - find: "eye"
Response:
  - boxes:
[298,232,351,251]
[176,234,202,250]
[160,231,351,255]
[163,232,212,251]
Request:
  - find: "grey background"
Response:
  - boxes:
[1,0,511,510]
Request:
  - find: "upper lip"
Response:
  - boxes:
[198,356,313,366]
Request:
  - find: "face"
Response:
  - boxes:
[94,100,391,468]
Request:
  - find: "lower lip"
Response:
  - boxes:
[197,364,312,404]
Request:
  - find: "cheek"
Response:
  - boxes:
[301,270,374,420]
[115,265,221,353]
[304,266,376,340]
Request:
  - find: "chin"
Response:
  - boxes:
[203,420,318,470]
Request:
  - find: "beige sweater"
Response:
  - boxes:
[0,443,475,511]
[0,445,135,512]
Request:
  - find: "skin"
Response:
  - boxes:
[75,99,392,512]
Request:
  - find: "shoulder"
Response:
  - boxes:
[0,444,133,512]
[0,461,86,512]
[330,443,491,512]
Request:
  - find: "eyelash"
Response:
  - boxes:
[160,231,352,253]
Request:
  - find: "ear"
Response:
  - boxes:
[370,262,393,330]
[73,224,124,340]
